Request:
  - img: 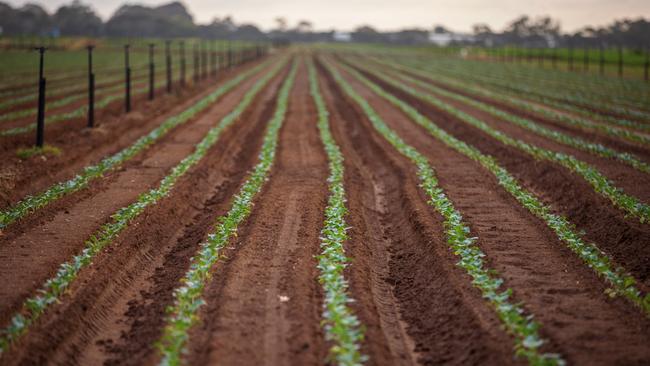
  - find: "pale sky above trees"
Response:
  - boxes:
[6,0,650,32]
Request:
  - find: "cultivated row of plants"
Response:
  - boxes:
[0,70,161,123]
[156,59,298,366]
[338,60,650,317]
[0,70,127,112]
[482,61,645,98]
[0,58,289,355]
[481,57,649,96]
[0,57,275,229]
[357,57,650,174]
[471,61,650,117]
[322,57,564,365]
[307,59,366,365]
[1,76,169,136]
[387,58,650,147]
[416,57,650,121]
[362,60,650,224]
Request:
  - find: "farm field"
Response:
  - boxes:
[0,45,649,366]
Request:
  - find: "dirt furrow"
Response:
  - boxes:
[350,64,650,289]
[317,60,519,365]
[182,61,328,366]
[0,60,282,327]
[0,62,289,366]
[333,59,650,365]
[0,58,270,208]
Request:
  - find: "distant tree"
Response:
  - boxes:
[472,23,492,35]
[274,17,287,32]
[232,24,264,40]
[501,15,560,47]
[472,23,494,46]
[296,20,313,33]
[105,1,195,37]
[53,0,103,36]
[198,16,236,38]
[351,25,385,43]
[390,28,429,44]
[15,3,52,35]
[605,19,650,47]
[433,25,449,34]
[0,2,21,35]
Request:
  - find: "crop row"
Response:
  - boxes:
[468,60,650,113]
[307,59,366,365]
[0,64,146,100]
[1,75,169,136]
[0,63,156,116]
[420,57,650,120]
[0,69,161,123]
[0,57,275,229]
[339,59,650,316]
[0,57,288,355]
[156,58,298,366]
[378,58,650,148]
[397,56,649,125]
[358,58,650,223]
[477,57,648,96]
[322,57,564,365]
[356,57,650,174]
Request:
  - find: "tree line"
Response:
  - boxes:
[0,0,648,49]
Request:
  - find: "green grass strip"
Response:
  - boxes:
[321,57,564,365]
[352,58,650,174]
[0,58,288,356]
[339,60,650,318]
[308,59,366,365]
[156,59,298,366]
[363,59,650,224]
[374,58,650,147]
[0,58,276,229]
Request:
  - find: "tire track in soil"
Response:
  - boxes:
[183,61,328,366]
[0,58,270,208]
[316,59,518,366]
[0,62,290,366]
[0,59,282,328]
[351,64,650,289]
[334,60,650,365]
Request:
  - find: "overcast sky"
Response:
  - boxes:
[6,0,650,32]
